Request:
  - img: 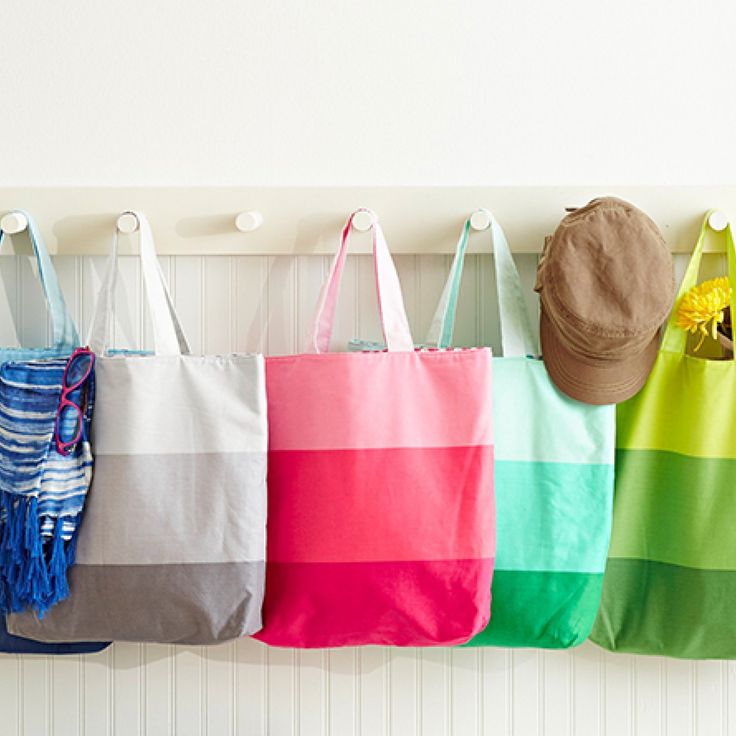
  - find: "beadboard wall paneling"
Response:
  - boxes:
[0,252,729,736]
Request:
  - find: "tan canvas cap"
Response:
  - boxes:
[535,197,675,405]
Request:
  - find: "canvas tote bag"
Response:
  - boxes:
[0,213,108,655]
[423,213,615,648]
[8,213,267,645]
[254,209,494,648]
[591,213,736,658]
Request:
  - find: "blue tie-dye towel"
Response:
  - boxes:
[0,357,95,616]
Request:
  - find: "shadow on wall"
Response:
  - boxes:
[89,637,621,677]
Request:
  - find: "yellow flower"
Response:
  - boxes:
[676,276,732,351]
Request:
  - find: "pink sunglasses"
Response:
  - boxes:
[54,347,95,456]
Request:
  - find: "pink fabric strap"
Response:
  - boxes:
[308,209,413,353]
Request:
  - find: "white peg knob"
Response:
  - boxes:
[709,210,728,232]
[0,211,28,235]
[117,212,139,234]
[235,211,263,233]
[469,210,492,231]
[352,211,375,232]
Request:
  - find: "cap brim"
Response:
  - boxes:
[540,308,659,405]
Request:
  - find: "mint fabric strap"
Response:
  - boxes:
[425,210,538,357]
[308,209,414,353]
[87,212,190,356]
[425,218,472,349]
[0,211,79,350]
[660,211,736,359]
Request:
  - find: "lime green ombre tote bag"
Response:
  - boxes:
[428,212,616,649]
[591,212,736,659]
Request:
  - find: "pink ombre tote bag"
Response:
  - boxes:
[254,209,494,648]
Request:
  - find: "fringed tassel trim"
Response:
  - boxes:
[0,493,78,617]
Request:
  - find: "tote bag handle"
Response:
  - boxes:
[308,209,414,353]
[425,210,538,357]
[660,211,736,359]
[0,211,79,350]
[87,212,190,356]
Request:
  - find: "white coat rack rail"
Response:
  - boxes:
[0,187,733,255]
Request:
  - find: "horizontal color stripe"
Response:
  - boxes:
[266,350,492,450]
[608,449,736,570]
[267,446,493,562]
[92,354,267,454]
[617,351,736,459]
[494,357,615,465]
[495,460,613,573]
[8,561,265,645]
[464,570,603,649]
[76,452,267,565]
[253,559,493,648]
[591,558,736,659]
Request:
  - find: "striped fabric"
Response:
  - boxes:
[467,357,614,648]
[591,215,736,659]
[589,350,736,658]
[8,354,269,645]
[256,349,494,648]
[0,358,94,615]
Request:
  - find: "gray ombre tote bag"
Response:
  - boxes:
[8,213,267,645]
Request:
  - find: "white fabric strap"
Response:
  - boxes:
[308,209,414,353]
[87,212,190,356]
[426,210,538,357]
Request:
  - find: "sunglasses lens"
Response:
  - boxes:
[66,352,93,387]
[57,404,82,449]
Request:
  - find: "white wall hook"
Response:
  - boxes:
[708,210,728,232]
[235,211,263,233]
[117,211,140,234]
[469,210,491,231]
[0,211,28,235]
[351,211,374,232]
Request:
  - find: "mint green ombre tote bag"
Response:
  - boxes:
[436,213,615,647]
[353,211,616,647]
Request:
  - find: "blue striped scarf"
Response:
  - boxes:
[0,358,95,616]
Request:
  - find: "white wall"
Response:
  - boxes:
[1,3,735,735]
[1,0,736,187]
